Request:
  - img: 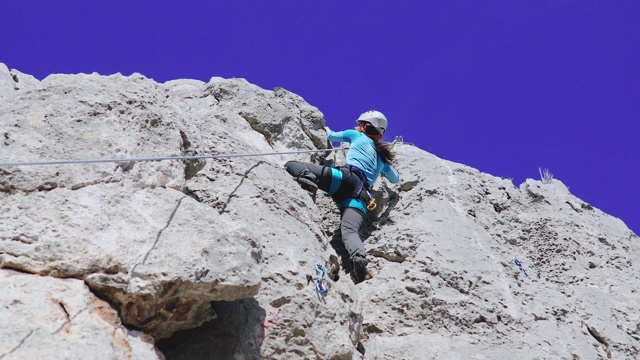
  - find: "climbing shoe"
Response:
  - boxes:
[352,255,373,283]
[327,254,341,282]
[296,170,318,192]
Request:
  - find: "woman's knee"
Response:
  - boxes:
[284,161,307,177]
[284,160,299,170]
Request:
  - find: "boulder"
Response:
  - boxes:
[0,269,159,360]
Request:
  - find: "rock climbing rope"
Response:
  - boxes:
[0,148,348,167]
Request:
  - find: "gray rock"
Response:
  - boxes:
[0,64,359,358]
[353,144,640,359]
[0,269,159,360]
[1,63,638,359]
[0,63,39,98]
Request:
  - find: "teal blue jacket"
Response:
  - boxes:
[327,129,399,212]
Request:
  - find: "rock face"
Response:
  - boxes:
[0,269,159,359]
[358,145,640,359]
[1,63,638,359]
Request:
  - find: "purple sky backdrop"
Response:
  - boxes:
[2,1,638,234]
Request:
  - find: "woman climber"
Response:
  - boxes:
[285,110,399,283]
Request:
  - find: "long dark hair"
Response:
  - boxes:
[364,123,395,165]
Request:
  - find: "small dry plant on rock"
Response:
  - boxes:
[538,167,554,184]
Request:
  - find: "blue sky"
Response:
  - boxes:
[1,1,638,234]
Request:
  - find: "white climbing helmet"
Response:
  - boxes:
[357,110,388,134]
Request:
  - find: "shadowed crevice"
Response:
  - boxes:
[157,298,266,360]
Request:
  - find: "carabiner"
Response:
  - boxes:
[367,198,377,211]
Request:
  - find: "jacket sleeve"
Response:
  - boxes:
[327,129,359,143]
[382,164,399,183]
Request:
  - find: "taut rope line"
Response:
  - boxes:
[0,148,347,167]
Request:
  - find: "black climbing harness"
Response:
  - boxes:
[336,165,377,211]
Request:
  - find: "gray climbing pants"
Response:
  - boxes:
[340,207,366,259]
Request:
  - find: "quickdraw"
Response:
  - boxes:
[514,258,529,277]
[307,263,329,297]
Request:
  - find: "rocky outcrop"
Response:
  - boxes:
[1,63,638,359]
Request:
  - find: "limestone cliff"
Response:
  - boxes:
[1,63,638,359]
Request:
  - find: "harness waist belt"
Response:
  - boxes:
[337,198,367,214]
